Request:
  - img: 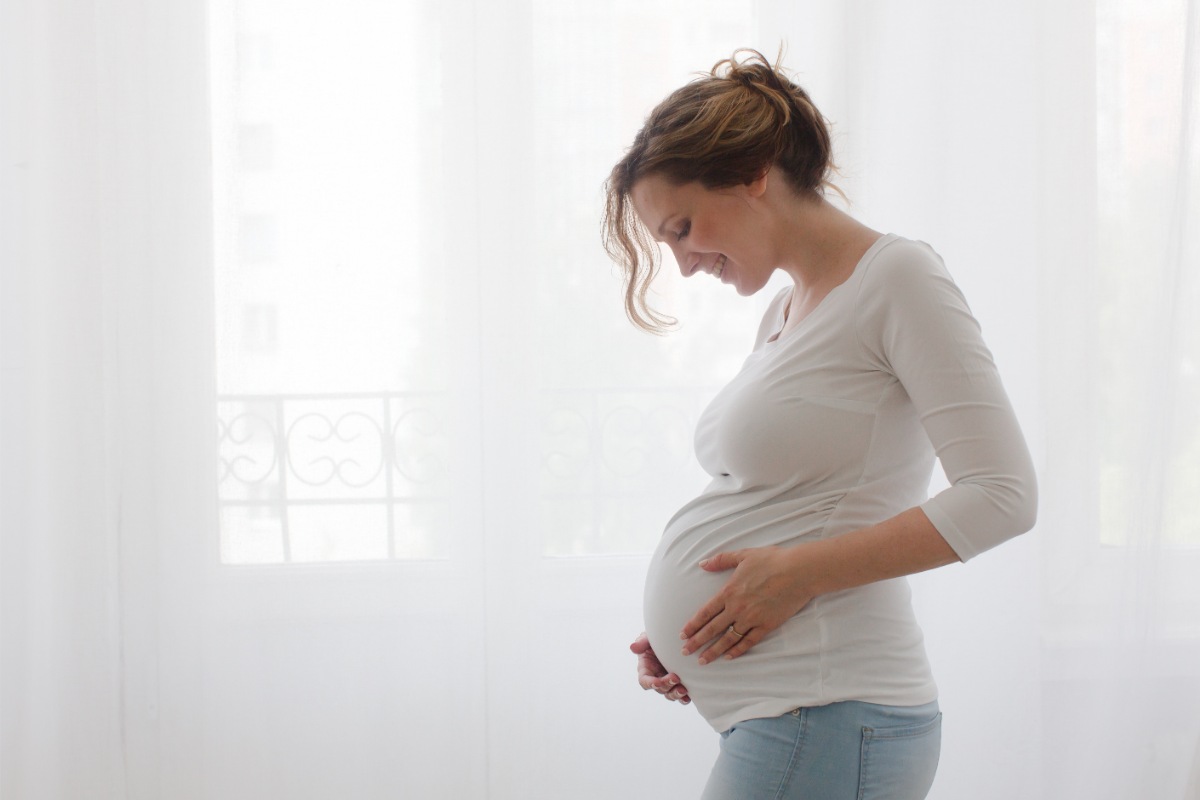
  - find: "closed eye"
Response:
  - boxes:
[675,220,691,241]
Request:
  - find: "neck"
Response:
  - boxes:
[766,185,881,291]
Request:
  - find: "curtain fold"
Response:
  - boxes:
[1037,1,1200,797]
[2,1,126,796]
[2,0,1198,798]
[3,0,216,796]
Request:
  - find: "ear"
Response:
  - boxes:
[745,166,771,198]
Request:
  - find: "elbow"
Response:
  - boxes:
[1016,462,1039,534]
[1012,491,1038,537]
[996,467,1039,538]
[926,461,1039,561]
[963,467,1038,549]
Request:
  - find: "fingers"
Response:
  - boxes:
[635,649,667,684]
[723,627,766,661]
[637,665,667,689]
[655,674,691,704]
[698,550,743,572]
[631,630,695,704]
[697,623,769,664]
[681,608,737,657]
[694,623,753,665]
[630,637,692,704]
[643,672,680,693]
[638,670,667,691]
[642,669,690,703]
[635,641,682,692]
[680,551,746,642]
[680,596,725,641]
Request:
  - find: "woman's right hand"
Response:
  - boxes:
[630,632,690,704]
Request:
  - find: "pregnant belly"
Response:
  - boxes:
[641,496,938,730]
[643,499,839,673]
[642,548,729,683]
[641,536,825,710]
[641,494,848,721]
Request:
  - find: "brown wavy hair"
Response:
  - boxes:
[602,48,840,332]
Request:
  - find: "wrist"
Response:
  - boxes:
[785,538,843,598]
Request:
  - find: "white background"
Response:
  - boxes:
[2,0,1199,797]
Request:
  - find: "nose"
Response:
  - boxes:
[665,242,690,276]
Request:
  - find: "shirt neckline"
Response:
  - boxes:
[762,233,895,347]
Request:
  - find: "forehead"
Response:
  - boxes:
[629,174,700,230]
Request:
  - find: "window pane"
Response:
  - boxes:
[211,0,452,564]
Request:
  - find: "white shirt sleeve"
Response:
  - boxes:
[854,240,1037,561]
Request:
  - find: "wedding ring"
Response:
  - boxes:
[729,625,747,638]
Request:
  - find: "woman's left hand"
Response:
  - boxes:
[680,544,818,665]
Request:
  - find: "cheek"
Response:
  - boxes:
[696,221,720,253]
[712,222,747,258]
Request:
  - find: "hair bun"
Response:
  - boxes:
[715,52,795,126]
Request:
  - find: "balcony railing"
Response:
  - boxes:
[217,391,448,564]
[217,388,712,564]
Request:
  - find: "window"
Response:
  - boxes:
[211,0,451,564]
[211,0,781,565]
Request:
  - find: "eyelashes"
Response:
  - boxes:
[676,220,691,241]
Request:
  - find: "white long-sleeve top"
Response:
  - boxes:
[642,234,1037,733]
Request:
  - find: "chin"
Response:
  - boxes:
[735,276,766,297]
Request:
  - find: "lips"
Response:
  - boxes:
[713,254,727,279]
[687,254,729,279]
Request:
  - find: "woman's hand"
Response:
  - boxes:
[679,512,960,664]
[630,632,691,704]
[680,545,818,665]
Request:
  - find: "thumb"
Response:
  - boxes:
[699,551,744,572]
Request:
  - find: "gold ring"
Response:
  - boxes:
[729,625,747,638]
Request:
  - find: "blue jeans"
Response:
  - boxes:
[701,700,942,800]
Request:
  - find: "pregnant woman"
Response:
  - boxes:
[602,50,1037,799]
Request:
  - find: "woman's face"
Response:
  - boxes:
[629,172,773,297]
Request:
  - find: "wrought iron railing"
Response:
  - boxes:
[217,392,448,563]
[217,387,713,563]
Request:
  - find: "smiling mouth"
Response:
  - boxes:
[713,254,727,279]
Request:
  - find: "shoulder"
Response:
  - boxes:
[853,235,968,317]
[855,236,951,297]
[853,236,983,365]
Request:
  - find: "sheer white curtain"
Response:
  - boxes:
[2,1,216,796]
[1037,1,1200,796]
[2,0,1198,798]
